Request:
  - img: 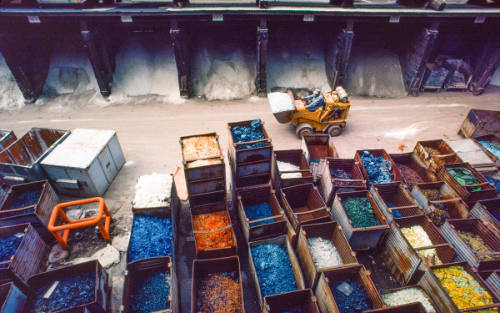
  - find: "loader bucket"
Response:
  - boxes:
[268,92,295,124]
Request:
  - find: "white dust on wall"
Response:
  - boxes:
[267,30,330,92]
[191,39,256,101]
[0,54,24,110]
[490,65,500,87]
[113,34,183,104]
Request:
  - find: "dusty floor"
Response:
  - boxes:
[1,88,499,312]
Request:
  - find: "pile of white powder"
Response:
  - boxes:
[132,173,173,209]
[277,160,302,179]
[308,237,343,269]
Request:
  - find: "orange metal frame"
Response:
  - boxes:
[48,197,112,249]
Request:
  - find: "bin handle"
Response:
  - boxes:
[248,214,283,225]
[192,224,232,234]
[293,207,328,216]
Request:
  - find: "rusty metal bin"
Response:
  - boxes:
[301,134,338,164]
[387,215,456,285]
[228,119,273,166]
[236,184,287,243]
[314,264,384,313]
[479,270,500,302]
[364,302,428,313]
[25,260,110,313]
[378,285,439,313]
[296,221,358,288]
[411,181,469,224]
[0,282,26,313]
[273,149,313,188]
[280,183,331,232]
[370,182,423,224]
[191,201,237,259]
[441,218,500,271]
[180,133,225,181]
[459,109,500,138]
[263,289,320,313]
[122,256,176,313]
[191,256,244,313]
[438,162,497,206]
[390,152,438,187]
[248,235,305,310]
[229,154,272,189]
[331,190,389,251]
[470,198,500,234]
[0,130,16,153]
[414,140,462,173]
[0,128,70,184]
[420,261,500,313]
[318,158,367,207]
[0,224,48,292]
[0,180,58,243]
[474,134,500,164]
[355,149,403,186]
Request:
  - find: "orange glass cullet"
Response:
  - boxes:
[193,213,234,251]
[48,197,112,249]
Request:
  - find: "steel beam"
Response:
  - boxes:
[403,22,439,96]
[0,31,52,103]
[81,23,114,97]
[170,21,190,97]
[255,18,268,96]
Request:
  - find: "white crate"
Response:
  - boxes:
[41,128,125,197]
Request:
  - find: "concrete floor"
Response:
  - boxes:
[1,88,499,312]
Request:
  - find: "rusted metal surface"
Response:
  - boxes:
[446,139,497,172]
[441,218,500,271]
[391,215,456,285]
[280,183,331,232]
[122,257,176,313]
[314,264,384,313]
[479,270,500,302]
[237,184,287,242]
[263,289,320,313]
[273,149,313,188]
[301,134,338,164]
[470,198,500,234]
[191,256,243,313]
[0,128,70,183]
[460,109,500,138]
[420,261,500,313]
[190,201,237,259]
[370,182,423,224]
[0,131,16,153]
[331,190,389,251]
[438,162,497,206]
[26,260,110,313]
[473,134,500,165]
[0,180,59,243]
[354,149,403,185]
[296,221,357,289]
[248,235,305,310]
[364,302,427,313]
[227,120,273,166]
[0,224,49,293]
[390,152,438,188]
[0,282,26,313]
[318,158,367,207]
[414,140,462,173]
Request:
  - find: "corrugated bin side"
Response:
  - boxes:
[280,183,331,232]
[296,221,358,289]
[0,130,16,152]
[318,158,366,207]
[314,264,384,313]
[370,182,423,224]
[248,235,305,310]
[470,198,500,234]
[236,184,287,243]
[441,218,500,271]
[331,190,389,251]
[191,256,244,313]
[0,282,26,313]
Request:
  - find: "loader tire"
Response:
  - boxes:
[327,125,343,137]
[296,124,313,139]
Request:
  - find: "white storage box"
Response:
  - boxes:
[41,129,125,197]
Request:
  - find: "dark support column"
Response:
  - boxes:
[170,21,191,98]
[470,36,500,96]
[173,0,188,6]
[334,21,354,87]
[81,23,113,97]
[0,31,52,103]
[256,18,268,96]
[403,22,439,96]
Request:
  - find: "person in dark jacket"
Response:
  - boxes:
[304,89,325,112]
